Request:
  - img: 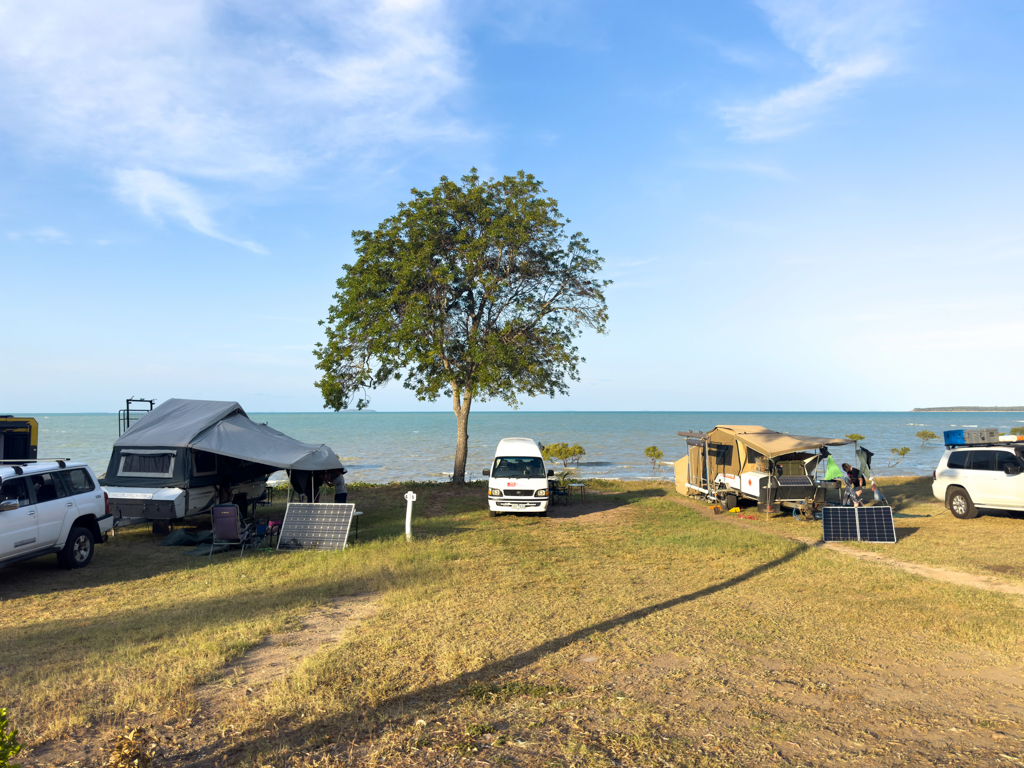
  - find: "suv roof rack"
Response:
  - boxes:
[0,458,71,469]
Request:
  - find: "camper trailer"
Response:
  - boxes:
[0,416,38,461]
[101,399,342,531]
[675,425,865,517]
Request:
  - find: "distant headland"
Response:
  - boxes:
[912,406,1024,412]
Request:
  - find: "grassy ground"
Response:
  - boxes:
[755,476,1024,582]
[2,479,1024,766]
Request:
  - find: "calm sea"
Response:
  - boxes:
[24,411,1024,484]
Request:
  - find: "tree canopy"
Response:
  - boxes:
[314,169,610,482]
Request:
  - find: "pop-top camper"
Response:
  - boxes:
[101,399,342,530]
[675,425,876,517]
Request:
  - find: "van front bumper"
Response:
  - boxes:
[489,499,549,512]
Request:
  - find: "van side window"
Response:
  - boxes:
[946,452,968,470]
[62,468,96,495]
[1,477,30,506]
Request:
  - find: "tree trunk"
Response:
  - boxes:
[452,387,472,484]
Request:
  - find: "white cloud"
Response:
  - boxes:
[114,169,268,254]
[7,227,70,243]
[721,0,917,140]
[0,0,469,245]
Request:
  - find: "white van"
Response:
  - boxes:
[483,438,552,517]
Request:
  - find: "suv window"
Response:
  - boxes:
[968,451,999,471]
[996,452,1022,472]
[947,451,969,469]
[28,472,68,503]
[1,477,30,506]
[62,468,96,495]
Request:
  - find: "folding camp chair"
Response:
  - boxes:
[210,503,257,560]
[550,482,570,506]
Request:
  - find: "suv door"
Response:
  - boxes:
[993,451,1024,510]
[964,450,1001,507]
[0,477,38,560]
[61,467,100,517]
[27,471,74,547]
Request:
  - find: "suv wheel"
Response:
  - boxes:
[57,526,95,569]
[948,488,978,520]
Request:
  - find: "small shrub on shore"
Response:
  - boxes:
[0,708,23,768]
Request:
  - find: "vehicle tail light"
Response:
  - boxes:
[932,470,936,480]
[104,491,110,515]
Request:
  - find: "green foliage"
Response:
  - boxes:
[0,708,23,768]
[888,447,911,467]
[916,430,939,446]
[1012,427,1024,436]
[845,433,866,442]
[541,442,585,467]
[644,445,664,471]
[314,169,609,482]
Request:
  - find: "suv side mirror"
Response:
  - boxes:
[547,469,554,477]
[482,469,490,477]
[1006,464,1022,475]
[0,499,19,512]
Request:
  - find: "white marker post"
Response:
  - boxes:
[404,491,416,542]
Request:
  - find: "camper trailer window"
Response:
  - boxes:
[193,450,218,476]
[119,449,175,478]
[711,443,733,465]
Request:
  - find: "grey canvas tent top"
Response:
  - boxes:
[115,398,342,472]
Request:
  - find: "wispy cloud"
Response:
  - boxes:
[0,0,470,245]
[691,160,793,179]
[114,169,267,254]
[7,227,70,243]
[720,0,917,140]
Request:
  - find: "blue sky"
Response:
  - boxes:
[3,0,1023,413]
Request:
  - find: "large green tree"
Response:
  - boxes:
[314,170,610,483]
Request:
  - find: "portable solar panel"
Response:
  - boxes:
[277,503,355,551]
[777,475,813,487]
[821,506,897,543]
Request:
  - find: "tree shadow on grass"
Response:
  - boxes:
[209,545,808,765]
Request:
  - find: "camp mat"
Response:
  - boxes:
[159,528,239,556]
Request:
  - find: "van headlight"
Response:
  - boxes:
[535,489,548,497]
[488,488,503,497]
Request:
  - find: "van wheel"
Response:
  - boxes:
[948,488,978,519]
[57,527,94,569]
[539,510,548,517]
[488,509,496,518]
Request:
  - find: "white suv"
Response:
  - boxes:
[932,446,1024,519]
[0,461,113,569]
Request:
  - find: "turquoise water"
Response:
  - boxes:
[25,411,1024,483]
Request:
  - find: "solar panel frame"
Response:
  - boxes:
[277,502,355,551]
[777,475,813,487]
[821,506,897,543]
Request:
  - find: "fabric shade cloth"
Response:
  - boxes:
[706,425,852,458]
[114,398,342,472]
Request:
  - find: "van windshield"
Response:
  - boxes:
[492,457,545,478]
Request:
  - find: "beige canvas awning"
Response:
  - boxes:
[710,425,852,458]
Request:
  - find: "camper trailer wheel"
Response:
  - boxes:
[152,520,170,536]
[724,493,738,511]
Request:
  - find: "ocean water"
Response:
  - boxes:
[25,411,1024,484]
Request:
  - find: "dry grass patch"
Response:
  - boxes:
[4,480,1024,766]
